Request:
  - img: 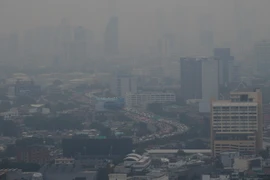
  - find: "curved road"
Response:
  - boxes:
[123,108,189,144]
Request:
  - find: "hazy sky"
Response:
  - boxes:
[1,0,270,55]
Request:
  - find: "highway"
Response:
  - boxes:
[123,108,189,144]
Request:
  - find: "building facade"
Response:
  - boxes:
[211,89,263,156]
[16,145,51,164]
[180,57,219,101]
[201,58,219,102]
[110,76,137,98]
[180,57,202,100]
[104,16,119,56]
[214,48,235,86]
[125,92,176,108]
[254,40,270,76]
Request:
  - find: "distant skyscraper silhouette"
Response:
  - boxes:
[7,32,19,63]
[71,26,87,63]
[104,16,119,56]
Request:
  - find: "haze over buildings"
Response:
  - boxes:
[1,0,270,66]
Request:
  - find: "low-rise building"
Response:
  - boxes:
[233,157,263,172]
[55,158,75,165]
[16,145,51,165]
[39,163,97,180]
[146,149,211,158]
[220,152,240,169]
[109,173,127,180]
[1,108,19,120]
[201,174,230,180]
[0,169,39,180]
[109,170,168,180]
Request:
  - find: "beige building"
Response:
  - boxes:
[211,89,263,156]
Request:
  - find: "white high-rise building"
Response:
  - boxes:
[110,76,137,98]
[202,58,219,101]
[200,58,219,113]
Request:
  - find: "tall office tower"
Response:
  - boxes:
[104,16,119,56]
[198,13,214,56]
[110,76,137,98]
[22,30,34,64]
[254,40,270,76]
[211,89,263,157]
[180,57,219,101]
[158,33,175,58]
[202,58,219,102]
[72,26,87,63]
[180,58,202,100]
[59,18,72,64]
[0,36,9,63]
[199,30,214,55]
[233,0,254,56]
[214,48,235,86]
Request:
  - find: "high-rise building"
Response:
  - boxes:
[180,57,202,100]
[198,13,214,56]
[211,89,263,157]
[157,33,175,59]
[6,32,19,63]
[58,18,72,64]
[110,76,137,98]
[202,57,219,102]
[104,16,119,56]
[214,48,235,86]
[254,40,270,76]
[71,26,87,63]
[180,57,219,101]
[199,30,214,55]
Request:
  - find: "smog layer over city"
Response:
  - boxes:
[0,0,270,180]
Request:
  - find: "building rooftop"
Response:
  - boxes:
[147,149,211,154]
[212,102,258,106]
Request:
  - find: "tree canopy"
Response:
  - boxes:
[0,118,20,137]
[24,115,83,130]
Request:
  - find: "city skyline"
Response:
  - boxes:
[1,0,270,59]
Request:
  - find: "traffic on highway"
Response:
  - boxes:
[123,108,189,144]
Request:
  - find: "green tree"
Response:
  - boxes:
[147,103,163,114]
[259,149,269,159]
[0,118,20,137]
[24,115,83,131]
[135,148,146,155]
[214,157,224,169]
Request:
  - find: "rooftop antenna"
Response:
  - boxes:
[219,93,225,100]
[233,80,247,92]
